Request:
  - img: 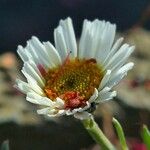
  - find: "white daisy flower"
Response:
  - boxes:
[15,17,134,120]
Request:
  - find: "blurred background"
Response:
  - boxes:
[0,0,150,149]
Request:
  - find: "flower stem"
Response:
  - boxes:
[82,117,116,150]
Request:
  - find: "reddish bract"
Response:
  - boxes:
[60,91,86,109]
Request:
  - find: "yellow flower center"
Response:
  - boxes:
[44,58,104,109]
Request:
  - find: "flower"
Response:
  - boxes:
[15,17,134,120]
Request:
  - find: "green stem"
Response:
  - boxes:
[141,125,150,150]
[112,118,128,150]
[82,117,116,150]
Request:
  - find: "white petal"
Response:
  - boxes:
[30,36,55,68]
[81,31,93,58]
[25,40,41,65]
[95,87,112,103]
[106,62,134,88]
[19,39,47,72]
[27,92,54,106]
[47,110,66,117]
[116,62,134,74]
[66,108,82,115]
[66,102,90,115]
[78,19,91,58]
[66,109,81,115]
[104,45,135,71]
[96,91,117,103]
[27,60,45,79]
[79,20,116,62]
[37,107,56,115]
[59,17,77,58]
[111,46,135,72]
[15,79,31,94]
[21,70,44,95]
[55,97,65,109]
[95,22,116,64]
[99,87,111,94]
[98,70,111,90]
[43,41,62,65]
[103,37,124,65]
[54,18,77,61]
[54,26,68,61]
[37,107,65,117]
[17,45,31,62]
[74,111,92,120]
[23,62,45,87]
[89,88,99,102]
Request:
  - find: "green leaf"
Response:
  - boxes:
[1,140,9,150]
[112,118,128,150]
[141,125,150,149]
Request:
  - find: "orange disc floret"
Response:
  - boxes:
[45,89,57,100]
[43,58,105,109]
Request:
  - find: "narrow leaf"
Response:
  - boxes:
[113,118,128,150]
[141,125,150,150]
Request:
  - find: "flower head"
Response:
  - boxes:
[15,18,134,120]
